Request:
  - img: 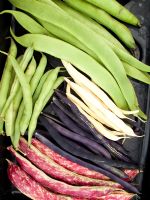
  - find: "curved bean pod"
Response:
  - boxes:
[85,0,140,26]
[0,39,17,113]
[0,10,50,35]
[1,47,33,117]
[0,39,17,134]
[33,70,51,103]
[53,0,127,52]
[64,0,135,49]
[10,31,128,109]
[123,62,150,84]
[37,19,98,62]
[7,160,78,200]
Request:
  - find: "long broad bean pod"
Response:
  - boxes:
[11,31,128,111]
[64,0,136,49]
[0,10,50,35]
[85,0,140,26]
[37,19,97,61]
[52,0,128,52]
[123,62,150,84]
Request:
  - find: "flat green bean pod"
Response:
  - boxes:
[11,31,128,109]
[2,9,97,63]
[113,46,150,72]
[64,0,136,49]
[123,62,150,84]
[0,10,50,35]
[8,0,139,114]
[85,0,140,26]
[37,19,97,61]
[52,0,128,52]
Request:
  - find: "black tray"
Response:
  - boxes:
[0,0,150,199]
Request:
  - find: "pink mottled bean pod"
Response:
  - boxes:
[18,138,123,199]
[124,169,139,181]
[31,138,109,180]
[7,160,81,200]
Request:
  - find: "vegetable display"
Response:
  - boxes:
[0,0,149,199]
[7,0,150,118]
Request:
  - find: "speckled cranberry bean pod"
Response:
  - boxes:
[7,160,81,200]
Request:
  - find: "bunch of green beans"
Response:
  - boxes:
[0,40,63,147]
[5,0,150,121]
[1,0,149,121]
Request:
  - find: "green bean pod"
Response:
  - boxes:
[28,67,60,145]
[20,67,51,135]
[11,31,128,109]
[52,0,128,53]
[2,10,95,63]
[17,54,47,138]
[0,39,17,113]
[30,53,47,93]
[5,103,14,136]
[40,0,132,51]
[0,10,50,35]
[0,39,17,134]
[13,54,47,146]
[9,55,24,93]
[123,62,150,84]
[111,45,150,72]
[32,70,51,104]
[9,0,138,112]
[5,57,36,137]
[0,51,33,143]
[19,55,48,134]
[42,76,64,109]
[12,102,24,147]
[1,47,33,117]
[85,0,140,26]
[64,0,136,49]
[37,19,97,61]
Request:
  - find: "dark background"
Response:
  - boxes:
[0,0,150,199]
